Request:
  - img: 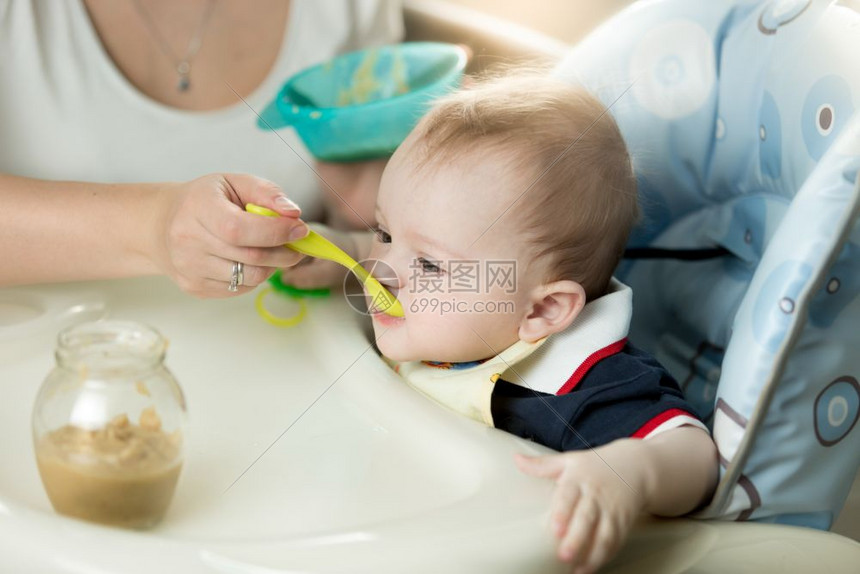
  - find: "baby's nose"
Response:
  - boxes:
[368,260,401,294]
[374,275,399,297]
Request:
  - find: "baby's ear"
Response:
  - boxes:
[518,280,586,343]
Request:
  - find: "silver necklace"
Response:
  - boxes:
[130,0,219,92]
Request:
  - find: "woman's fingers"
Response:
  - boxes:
[172,254,276,296]
[158,173,318,298]
[174,273,267,299]
[184,278,259,299]
[206,202,309,248]
[205,257,273,289]
[170,221,305,280]
[201,174,310,247]
[221,173,302,217]
[220,242,306,271]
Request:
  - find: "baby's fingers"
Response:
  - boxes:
[549,481,581,538]
[514,452,565,480]
[280,258,347,289]
[558,496,599,566]
[576,512,623,574]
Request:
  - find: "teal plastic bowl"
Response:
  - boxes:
[257,42,468,162]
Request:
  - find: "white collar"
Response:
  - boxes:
[387,279,634,425]
[500,278,632,395]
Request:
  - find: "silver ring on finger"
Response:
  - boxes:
[228,261,244,292]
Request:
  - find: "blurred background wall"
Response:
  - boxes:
[444,0,636,43]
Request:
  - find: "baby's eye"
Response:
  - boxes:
[418,257,442,274]
[373,228,392,244]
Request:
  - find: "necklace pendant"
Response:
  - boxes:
[177,61,191,92]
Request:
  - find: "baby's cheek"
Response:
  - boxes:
[366,243,382,261]
[395,318,447,359]
[417,321,452,348]
[373,330,403,359]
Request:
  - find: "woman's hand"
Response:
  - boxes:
[152,173,310,298]
[514,443,647,574]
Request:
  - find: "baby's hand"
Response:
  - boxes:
[515,445,645,574]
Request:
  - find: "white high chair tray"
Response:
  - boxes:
[1,278,859,573]
[0,277,561,573]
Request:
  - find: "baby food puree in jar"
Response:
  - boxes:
[32,320,188,529]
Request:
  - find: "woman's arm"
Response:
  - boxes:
[316,158,388,231]
[0,173,164,284]
[0,172,309,297]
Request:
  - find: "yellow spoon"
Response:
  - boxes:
[245,203,404,317]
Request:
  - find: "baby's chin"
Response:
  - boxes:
[376,338,492,364]
[374,338,421,362]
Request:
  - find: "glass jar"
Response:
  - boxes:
[32,320,188,529]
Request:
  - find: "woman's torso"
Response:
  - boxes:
[0,0,403,219]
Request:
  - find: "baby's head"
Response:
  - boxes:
[369,73,638,363]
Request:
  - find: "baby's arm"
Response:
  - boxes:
[516,426,717,573]
[276,159,383,289]
[619,425,717,516]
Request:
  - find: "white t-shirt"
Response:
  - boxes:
[0,0,404,221]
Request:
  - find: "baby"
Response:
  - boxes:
[285,74,718,573]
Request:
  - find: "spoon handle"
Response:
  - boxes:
[244,203,404,317]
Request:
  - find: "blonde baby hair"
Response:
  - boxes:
[411,71,639,301]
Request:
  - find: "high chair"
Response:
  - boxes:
[1,1,858,572]
[408,0,860,568]
[553,0,860,530]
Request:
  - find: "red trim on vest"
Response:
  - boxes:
[631,408,692,439]
[556,338,628,395]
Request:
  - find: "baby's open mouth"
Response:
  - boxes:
[371,307,405,326]
[363,278,401,318]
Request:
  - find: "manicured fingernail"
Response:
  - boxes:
[288,224,309,241]
[276,195,301,212]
